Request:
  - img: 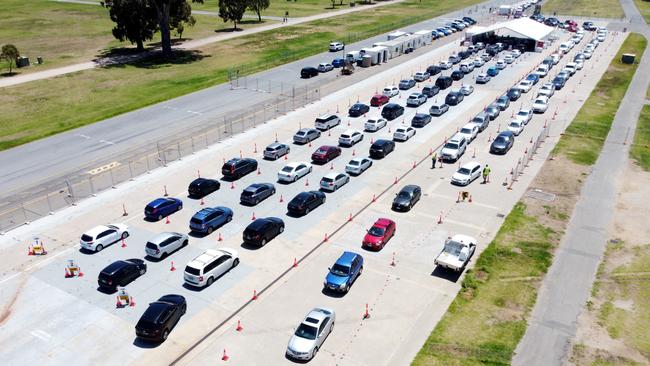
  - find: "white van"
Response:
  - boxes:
[183,248,239,288]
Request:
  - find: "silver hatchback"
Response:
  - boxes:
[145,232,188,259]
[263,142,290,160]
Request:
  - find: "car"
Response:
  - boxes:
[331,58,344,68]
[450,70,464,81]
[545,17,560,27]
[459,84,474,96]
[438,60,453,69]
[463,16,477,24]
[504,54,515,64]
[382,86,399,97]
[362,218,396,250]
[323,252,363,293]
[80,223,129,252]
[575,60,584,70]
[445,91,464,106]
[286,308,335,361]
[320,172,350,192]
[381,103,404,120]
[278,162,312,183]
[243,217,285,246]
[392,184,421,212]
[473,58,485,68]
[597,34,606,42]
[538,83,555,98]
[240,183,276,205]
[526,73,540,85]
[311,145,342,164]
[338,129,363,147]
[515,108,533,124]
[348,103,370,117]
[517,79,533,93]
[495,95,510,111]
[393,126,416,141]
[329,42,345,51]
[287,191,326,216]
[314,114,341,130]
[486,66,499,77]
[557,70,571,81]
[135,294,186,342]
[98,259,147,291]
[448,54,461,64]
[434,234,477,272]
[506,87,522,101]
[345,157,372,175]
[300,67,318,78]
[188,178,220,198]
[481,53,492,62]
[189,206,233,234]
[364,118,387,132]
[451,161,483,186]
[411,113,431,128]
[370,94,389,107]
[183,248,239,288]
[369,139,395,159]
[471,112,490,132]
[532,96,549,113]
[490,131,515,154]
[145,232,188,259]
[564,62,578,75]
[552,76,566,90]
[435,76,454,90]
[459,61,474,73]
[458,123,479,142]
[475,73,491,84]
[507,120,525,136]
[485,104,500,120]
[317,63,333,73]
[421,84,440,97]
[406,93,427,107]
[414,71,431,82]
[429,103,449,116]
[144,197,182,221]
[511,49,521,58]
[263,142,290,160]
[293,128,321,144]
[440,135,467,162]
[426,65,441,76]
[221,158,257,180]
[398,79,416,90]
[583,21,597,31]
[495,60,507,70]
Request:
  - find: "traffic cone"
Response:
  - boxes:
[352,149,356,156]
[348,213,353,222]
[363,303,371,319]
[122,203,128,216]
[78,268,84,277]
[163,185,169,197]
[372,194,377,202]
[308,141,312,147]
[390,252,396,267]
[472,148,476,158]
[284,154,288,160]
[200,197,205,205]
[254,143,258,154]
[251,212,256,221]
[251,290,258,300]
[330,163,334,170]
[236,320,243,332]
[305,178,309,186]
[197,170,201,178]
[222,349,230,361]
[279,194,284,203]
[469,194,473,203]
[529,137,533,144]
[257,168,261,175]
[412,161,416,169]
[394,176,398,185]
[170,261,176,271]
[121,239,127,248]
[129,296,136,307]
[230,181,235,189]
[165,216,170,224]
[328,129,331,137]
[28,246,34,256]
[524,147,528,154]
[371,138,374,144]
[65,267,72,278]
[218,232,223,241]
[293,258,298,268]
[323,233,329,242]
[437,212,443,224]
[116,296,122,308]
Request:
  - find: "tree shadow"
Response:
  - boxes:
[240,19,266,25]
[0,71,19,77]
[215,27,244,33]
[103,49,208,70]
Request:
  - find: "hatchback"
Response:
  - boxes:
[189,206,233,234]
[451,161,483,186]
[369,139,395,159]
[144,197,182,221]
[311,145,342,164]
[287,191,326,216]
[319,172,350,192]
[380,103,404,121]
[345,157,373,175]
[338,129,363,147]
[406,93,427,107]
[476,73,491,84]
[145,232,188,259]
[382,86,399,97]
[323,252,364,293]
[80,224,129,252]
[243,217,285,246]
[135,294,186,342]
[98,259,147,291]
[348,103,370,117]
[263,143,290,160]
[362,218,396,250]
[240,183,275,205]
[392,185,421,212]
[187,178,220,198]
[370,94,389,106]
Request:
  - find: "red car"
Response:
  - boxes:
[362,218,396,250]
[311,145,342,164]
[370,94,390,107]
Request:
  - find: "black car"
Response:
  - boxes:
[462,16,476,25]
[552,76,566,90]
[421,85,440,97]
[287,191,326,216]
[98,259,147,291]
[426,65,441,76]
[348,103,370,117]
[135,294,186,342]
[243,217,285,246]
[435,76,453,90]
[222,158,257,180]
[411,113,432,128]
[490,131,515,154]
[381,103,404,121]
[450,70,464,81]
[506,88,522,101]
[240,183,276,205]
[369,139,395,159]
[544,17,560,27]
[445,91,464,106]
[301,67,318,78]
[583,21,597,31]
[188,178,220,198]
[392,185,421,212]
[458,50,471,60]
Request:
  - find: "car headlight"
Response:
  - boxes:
[339,283,346,289]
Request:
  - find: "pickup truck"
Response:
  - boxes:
[434,234,477,271]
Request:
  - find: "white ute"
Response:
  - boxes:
[434,234,477,271]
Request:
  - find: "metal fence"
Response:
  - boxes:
[507,123,550,190]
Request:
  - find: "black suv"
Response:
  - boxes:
[301,67,318,78]
[135,294,186,342]
[381,103,404,121]
[445,91,464,106]
[243,217,285,246]
[188,178,220,198]
[222,158,257,180]
[98,259,147,291]
[450,70,464,81]
[369,139,395,159]
[426,65,441,76]
[287,191,326,216]
[506,88,522,101]
[490,131,515,154]
[435,76,453,90]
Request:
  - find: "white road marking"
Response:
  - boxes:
[187,110,202,115]
[74,133,90,139]
[98,139,115,145]
[30,329,52,342]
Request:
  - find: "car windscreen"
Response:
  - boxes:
[509,122,520,127]
[368,226,385,236]
[494,137,507,144]
[397,191,411,199]
[348,160,359,166]
[146,242,158,250]
[444,142,459,150]
[81,234,93,241]
[331,263,350,276]
[460,128,472,134]
[458,168,471,175]
[294,324,318,340]
[321,177,333,183]
[315,148,327,154]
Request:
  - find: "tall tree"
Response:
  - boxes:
[102,0,157,51]
[1,44,20,74]
[247,0,269,22]
[150,0,203,56]
[218,0,248,31]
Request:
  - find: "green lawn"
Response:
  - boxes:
[630,105,650,171]
[193,0,348,18]
[0,0,483,150]
[634,0,650,24]
[542,0,624,19]
[554,33,647,165]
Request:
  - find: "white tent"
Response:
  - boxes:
[466,18,555,51]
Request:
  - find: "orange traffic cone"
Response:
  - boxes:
[28,246,34,256]
[236,320,243,332]
[121,239,127,248]
[363,303,371,319]
[116,296,123,308]
[251,290,258,300]
[222,349,230,361]
[218,232,223,241]
[129,296,136,307]
[251,212,256,221]
[78,268,84,277]
[165,216,170,224]
[293,258,298,268]
[170,261,176,271]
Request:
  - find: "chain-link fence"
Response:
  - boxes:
[507,123,550,190]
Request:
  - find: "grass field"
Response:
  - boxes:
[193,0,348,18]
[630,105,650,171]
[542,0,624,19]
[634,0,650,24]
[554,33,647,165]
[0,0,483,150]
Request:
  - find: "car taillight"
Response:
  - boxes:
[230,166,235,174]
[156,249,160,254]
[107,279,112,285]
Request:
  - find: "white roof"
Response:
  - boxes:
[467,18,554,41]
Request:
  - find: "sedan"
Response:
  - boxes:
[370,94,389,106]
[445,91,464,106]
[135,294,186,342]
[287,191,326,216]
[311,145,342,164]
[485,104,500,120]
[278,162,312,183]
[490,131,515,154]
[263,142,290,160]
[507,120,525,136]
[506,87,522,101]
[348,103,370,117]
[450,70,464,81]
[515,108,533,124]
[532,96,549,113]
[517,80,533,93]
[286,308,335,361]
[458,123,479,142]
[538,83,555,98]
[392,185,421,212]
[451,161,482,186]
[495,95,510,111]
[399,79,416,90]
[362,218,396,250]
[80,223,129,252]
[319,172,350,192]
[526,73,540,85]
[345,157,373,175]
[475,73,491,84]
[411,113,431,128]
[98,258,147,291]
[144,197,182,221]
[240,183,276,205]
[406,93,427,107]
[293,128,321,144]
[382,86,399,97]
[393,126,416,141]
[364,118,387,132]
[459,84,474,96]
[187,178,220,198]
[338,129,363,147]
[414,71,430,82]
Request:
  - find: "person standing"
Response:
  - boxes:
[431,151,437,169]
[482,164,491,183]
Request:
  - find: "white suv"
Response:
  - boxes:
[440,135,467,162]
[314,114,340,130]
[329,42,345,51]
[183,248,239,288]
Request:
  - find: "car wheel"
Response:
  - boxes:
[312,347,319,359]
[140,268,146,275]
[293,176,297,182]
[178,205,182,211]
[272,189,276,195]
[304,208,310,215]
[182,240,188,247]
[254,198,259,205]
[261,238,267,246]
[232,258,240,268]
[121,232,129,239]
[207,227,213,234]
[182,304,187,315]
[359,266,363,276]
[279,225,284,233]
[344,285,350,293]
[309,167,313,173]
[227,215,232,222]
[322,196,326,204]
[95,244,103,252]
[157,214,163,221]
[207,277,214,286]
[333,185,337,192]
[162,329,169,341]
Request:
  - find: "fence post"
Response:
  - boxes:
[46,192,53,214]
[146,154,151,174]
[89,176,96,196]
[66,180,76,206]
[191,136,195,154]
[109,168,116,189]
[128,161,134,181]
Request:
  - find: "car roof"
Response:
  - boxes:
[193,207,223,219]
[374,218,395,227]
[342,129,358,135]
[401,184,420,192]
[303,308,333,325]
[266,142,284,148]
[187,249,228,269]
[148,232,180,244]
[101,260,131,275]
[460,161,481,170]
[148,197,171,207]
[323,172,343,179]
[336,251,360,267]
[85,225,111,236]
[285,161,307,168]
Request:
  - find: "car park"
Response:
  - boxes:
[435,76,453,90]
[278,162,312,183]
[188,178,220,198]
[314,114,341,130]
[451,161,482,186]
[348,103,370,117]
[287,191,326,216]
[293,128,321,144]
[317,63,333,73]
[145,232,188,259]
[440,135,467,162]
[369,139,395,159]
[406,93,427,107]
[98,259,147,291]
[135,294,186,342]
[80,224,129,252]
[300,67,318,78]
[421,84,440,97]
[183,248,239,288]
[381,103,404,120]
[475,73,491,84]
[189,206,233,234]
[515,108,533,124]
[323,252,363,293]
[459,84,474,96]
[458,123,479,142]
[319,172,350,192]
[362,218,396,250]
[222,158,258,180]
[445,91,464,106]
[485,104,501,120]
[532,96,549,113]
[471,112,490,131]
[370,94,389,106]
[490,131,515,154]
[411,113,432,128]
[329,42,345,51]
[495,95,510,110]
[398,79,416,90]
[364,118,388,132]
[392,184,421,212]
[382,86,399,97]
[144,197,182,221]
[263,142,290,160]
[429,103,449,116]
[450,70,464,81]
[507,120,525,136]
[345,157,373,175]
[240,183,276,205]
[338,129,363,147]
[243,217,285,246]
[414,72,430,82]
[286,308,335,361]
[393,126,416,141]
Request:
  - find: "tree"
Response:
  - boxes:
[1,44,19,74]
[102,0,157,51]
[150,0,203,56]
[218,0,248,31]
[247,0,269,22]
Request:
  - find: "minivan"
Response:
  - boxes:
[381,103,404,121]
[429,103,449,116]
[183,248,239,288]
[314,114,341,130]
[435,76,453,90]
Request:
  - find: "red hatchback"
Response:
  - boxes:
[311,145,342,164]
[362,218,396,250]
[370,94,390,107]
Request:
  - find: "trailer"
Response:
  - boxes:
[414,30,433,45]
[359,46,389,65]
[345,51,361,63]
[381,38,407,59]
[387,31,408,40]
[498,5,512,16]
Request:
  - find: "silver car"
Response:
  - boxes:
[145,232,189,259]
[293,128,321,144]
[263,142,290,160]
[319,172,350,192]
[286,308,335,361]
[345,157,373,175]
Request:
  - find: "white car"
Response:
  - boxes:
[550,53,561,64]
[512,49,521,58]
[80,224,129,252]
[440,135,467,162]
[565,62,578,75]
[559,43,569,54]
[534,65,549,77]
[504,54,515,64]
[406,93,427,107]
[538,83,555,98]
[317,63,333,72]
[183,248,239,288]
[473,58,485,67]
[532,96,549,113]
[458,123,479,142]
[496,59,507,69]
[597,34,606,42]
[329,42,345,51]
[382,86,399,97]
[393,126,416,141]
[575,60,584,70]
[364,118,387,132]
[459,84,474,96]
[345,157,373,175]
[438,60,453,69]
[517,80,533,93]
[278,162,312,182]
[319,172,350,192]
[515,108,533,124]
[451,161,482,186]
[507,120,525,136]
[338,129,363,147]
[145,232,189,259]
[286,308,335,361]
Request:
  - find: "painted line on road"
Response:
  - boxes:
[88,161,120,175]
